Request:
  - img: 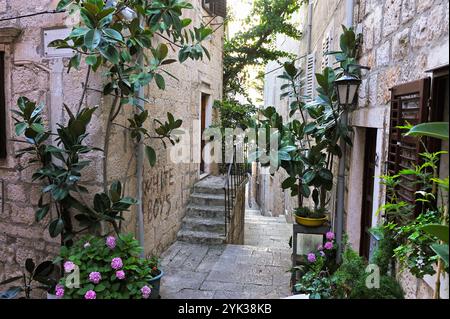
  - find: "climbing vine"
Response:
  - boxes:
[223,0,306,97]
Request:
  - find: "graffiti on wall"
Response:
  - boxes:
[143,168,175,223]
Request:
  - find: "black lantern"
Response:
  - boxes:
[334,73,361,107]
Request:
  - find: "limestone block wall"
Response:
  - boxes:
[0,0,224,284]
[348,0,449,299]
[129,2,224,256]
[0,0,106,282]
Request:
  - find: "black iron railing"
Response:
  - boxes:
[223,142,249,237]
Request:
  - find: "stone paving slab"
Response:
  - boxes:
[159,208,293,299]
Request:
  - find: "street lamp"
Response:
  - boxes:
[333,71,361,263]
[334,73,362,108]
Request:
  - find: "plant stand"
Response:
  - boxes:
[290,223,331,291]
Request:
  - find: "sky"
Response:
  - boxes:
[227,0,254,38]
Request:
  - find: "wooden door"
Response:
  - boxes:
[360,128,377,259]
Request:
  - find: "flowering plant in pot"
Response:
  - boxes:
[54,234,154,299]
[294,232,337,298]
[147,256,163,299]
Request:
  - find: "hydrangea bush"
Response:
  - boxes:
[55,233,154,299]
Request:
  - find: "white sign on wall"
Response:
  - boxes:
[43,28,74,58]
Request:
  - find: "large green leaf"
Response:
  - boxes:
[406,122,449,140]
[431,244,449,267]
[56,0,73,12]
[25,258,35,274]
[15,122,27,136]
[145,146,156,167]
[155,74,165,90]
[84,29,101,50]
[421,224,449,243]
[49,219,64,238]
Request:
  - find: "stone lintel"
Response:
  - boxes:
[0,27,22,44]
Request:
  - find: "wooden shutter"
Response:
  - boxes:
[321,34,332,71]
[0,51,6,159]
[387,78,431,205]
[304,53,315,102]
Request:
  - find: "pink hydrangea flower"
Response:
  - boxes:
[307,253,316,263]
[116,270,126,280]
[111,257,123,270]
[141,285,151,299]
[89,271,102,284]
[106,236,116,249]
[84,290,96,299]
[324,241,334,250]
[326,231,335,241]
[55,284,64,298]
[64,261,75,273]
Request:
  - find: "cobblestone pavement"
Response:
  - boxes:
[160,208,293,299]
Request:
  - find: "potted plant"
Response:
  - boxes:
[294,207,327,227]
[0,258,59,299]
[147,256,164,299]
[55,234,156,299]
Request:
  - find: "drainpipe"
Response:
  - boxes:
[135,4,146,257]
[307,0,313,54]
[335,0,354,263]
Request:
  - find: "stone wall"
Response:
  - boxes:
[0,0,223,285]
[348,0,449,299]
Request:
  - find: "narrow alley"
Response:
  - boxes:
[159,200,293,299]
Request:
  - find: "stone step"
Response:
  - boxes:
[181,217,225,233]
[193,185,225,195]
[245,216,289,224]
[177,229,226,245]
[186,204,225,219]
[189,193,225,206]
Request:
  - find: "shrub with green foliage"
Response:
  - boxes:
[56,234,154,299]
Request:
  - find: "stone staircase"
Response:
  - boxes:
[177,176,227,245]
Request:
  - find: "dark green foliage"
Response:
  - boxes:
[349,275,404,299]
[369,226,396,276]
[213,99,257,130]
[253,27,363,210]
[13,98,137,242]
[224,0,306,96]
[331,245,404,299]
[0,258,59,299]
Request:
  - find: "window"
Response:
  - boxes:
[202,0,227,18]
[387,78,431,205]
[0,51,6,159]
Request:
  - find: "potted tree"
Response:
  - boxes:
[254,27,363,228]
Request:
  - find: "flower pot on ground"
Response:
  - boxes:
[147,256,163,299]
[294,207,328,227]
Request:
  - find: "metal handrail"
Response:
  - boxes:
[223,142,249,237]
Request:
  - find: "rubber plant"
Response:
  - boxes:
[253,26,364,220]
[13,0,215,245]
